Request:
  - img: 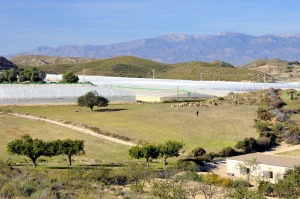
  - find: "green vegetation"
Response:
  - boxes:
[129,144,159,166]
[18,56,272,82]
[7,135,85,167]
[61,71,79,83]
[0,67,46,83]
[77,91,109,111]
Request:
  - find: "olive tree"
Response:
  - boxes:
[57,139,85,166]
[129,144,159,166]
[7,135,46,168]
[158,140,184,165]
[77,90,109,111]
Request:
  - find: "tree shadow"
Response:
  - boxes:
[94,108,127,112]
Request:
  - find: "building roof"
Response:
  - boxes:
[227,153,300,168]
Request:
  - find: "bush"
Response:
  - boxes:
[218,147,238,157]
[232,179,250,188]
[256,120,271,132]
[200,152,218,161]
[61,71,79,83]
[176,160,198,172]
[235,137,259,153]
[257,107,272,121]
[193,147,206,157]
[0,182,17,198]
[258,181,274,196]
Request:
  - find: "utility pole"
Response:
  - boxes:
[152,69,156,79]
[200,73,203,81]
[83,69,86,83]
[263,73,266,89]
[177,85,179,100]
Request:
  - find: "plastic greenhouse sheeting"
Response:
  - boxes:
[0,84,136,105]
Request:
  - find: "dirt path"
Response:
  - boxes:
[263,142,300,155]
[5,112,136,147]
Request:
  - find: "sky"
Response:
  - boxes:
[1,0,300,55]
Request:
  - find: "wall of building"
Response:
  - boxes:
[227,159,290,183]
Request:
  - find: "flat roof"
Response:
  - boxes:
[227,153,300,168]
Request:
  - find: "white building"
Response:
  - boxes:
[227,153,300,183]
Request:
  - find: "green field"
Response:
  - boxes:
[0,113,129,166]
[3,102,258,152]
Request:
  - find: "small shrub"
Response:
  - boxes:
[176,160,198,172]
[193,147,206,157]
[0,182,17,198]
[218,147,238,157]
[232,179,250,188]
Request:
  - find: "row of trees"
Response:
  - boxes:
[0,67,46,83]
[129,141,184,166]
[0,67,81,84]
[7,135,85,167]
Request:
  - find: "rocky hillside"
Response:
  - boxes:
[11,32,300,65]
[11,55,99,66]
[240,59,300,82]
[0,56,18,70]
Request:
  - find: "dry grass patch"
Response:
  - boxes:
[4,102,258,152]
[277,149,300,158]
[0,114,129,165]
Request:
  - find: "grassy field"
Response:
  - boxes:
[277,149,300,158]
[0,113,129,166]
[3,102,258,152]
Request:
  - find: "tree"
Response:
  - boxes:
[61,71,79,83]
[129,145,144,160]
[18,67,46,83]
[57,139,85,166]
[77,91,109,111]
[238,159,260,184]
[7,135,46,168]
[158,140,184,165]
[1,68,17,83]
[129,144,160,166]
[142,144,160,167]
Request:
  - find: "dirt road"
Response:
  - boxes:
[5,112,136,147]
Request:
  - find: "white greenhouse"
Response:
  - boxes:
[0,84,136,105]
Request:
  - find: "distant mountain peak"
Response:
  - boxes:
[9,32,300,65]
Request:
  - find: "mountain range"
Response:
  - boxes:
[10,32,300,65]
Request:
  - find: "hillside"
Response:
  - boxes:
[11,32,300,65]
[17,56,273,82]
[0,56,18,70]
[11,55,98,66]
[165,61,274,82]
[241,59,300,81]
